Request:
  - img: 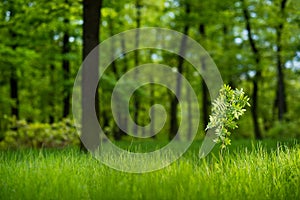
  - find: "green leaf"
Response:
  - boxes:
[205,84,250,149]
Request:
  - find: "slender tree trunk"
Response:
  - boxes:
[81,0,102,151]
[133,0,142,136]
[10,66,19,120]
[150,74,156,138]
[201,78,209,130]
[108,17,126,140]
[121,34,129,134]
[199,23,209,132]
[251,74,262,139]
[7,3,19,120]
[242,0,262,139]
[49,64,55,123]
[150,87,156,138]
[275,0,288,121]
[108,17,118,77]
[169,3,190,140]
[62,14,71,118]
[187,78,193,140]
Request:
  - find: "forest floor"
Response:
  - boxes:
[0,139,299,200]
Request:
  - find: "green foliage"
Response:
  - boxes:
[206,84,250,149]
[0,0,299,140]
[266,120,300,139]
[0,119,79,149]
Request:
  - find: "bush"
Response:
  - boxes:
[206,85,250,149]
[0,119,80,149]
[266,120,300,139]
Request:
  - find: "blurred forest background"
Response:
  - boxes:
[0,0,299,148]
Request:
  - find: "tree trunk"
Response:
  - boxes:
[187,79,193,140]
[201,78,209,131]
[49,64,55,123]
[121,34,129,134]
[169,3,190,140]
[10,67,19,120]
[62,14,71,118]
[81,0,102,151]
[251,75,262,139]
[275,0,288,121]
[107,17,126,140]
[7,3,19,120]
[150,76,156,139]
[242,0,262,139]
[133,0,142,136]
[199,23,210,132]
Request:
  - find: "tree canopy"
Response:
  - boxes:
[0,0,299,146]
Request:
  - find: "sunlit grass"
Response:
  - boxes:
[0,139,299,200]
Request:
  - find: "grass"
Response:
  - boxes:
[0,139,299,200]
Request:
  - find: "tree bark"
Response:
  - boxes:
[275,0,288,121]
[242,0,262,139]
[107,17,126,140]
[10,66,19,120]
[133,0,142,136]
[251,75,262,139]
[149,73,156,139]
[49,64,55,123]
[199,23,209,132]
[81,0,102,151]
[7,3,19,120]
[121,34,129,134]
[169,3,190,140]
[186,76,193,140]
[62,13,71,118]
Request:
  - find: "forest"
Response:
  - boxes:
[1,0,300,199]
[0,0,299,148]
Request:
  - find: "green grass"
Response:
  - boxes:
[0,139,299,200]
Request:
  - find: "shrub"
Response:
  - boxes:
[206,84,250,149]
[0,119,80,149]
[266,120,300,139]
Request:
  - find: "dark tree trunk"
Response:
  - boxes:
[242,0,262,139]
[107,17,126,140]
[183,47,193,140]
[150,82,156,139]
[108,17,118,77]
[251,75,262,139]
[81,0,102,151]
[275,0,288,121]
[133,0,142,136]
[187,80,193,140]
[199,23,210,132]
[121,34,129,134]
[49,64,56,123]
[169,3,190,140]
[121,35,129,73]
[169,97,179,140]
[201,79,209,130]
[62,15,71,118]
[7,3,19,120]
[10,67,19,120]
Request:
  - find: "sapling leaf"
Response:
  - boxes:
[206,84,250,149]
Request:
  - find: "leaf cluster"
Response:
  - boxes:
[0,118,79,149]
[206,84,250,149]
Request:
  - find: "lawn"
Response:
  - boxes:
[0,139,299,200]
